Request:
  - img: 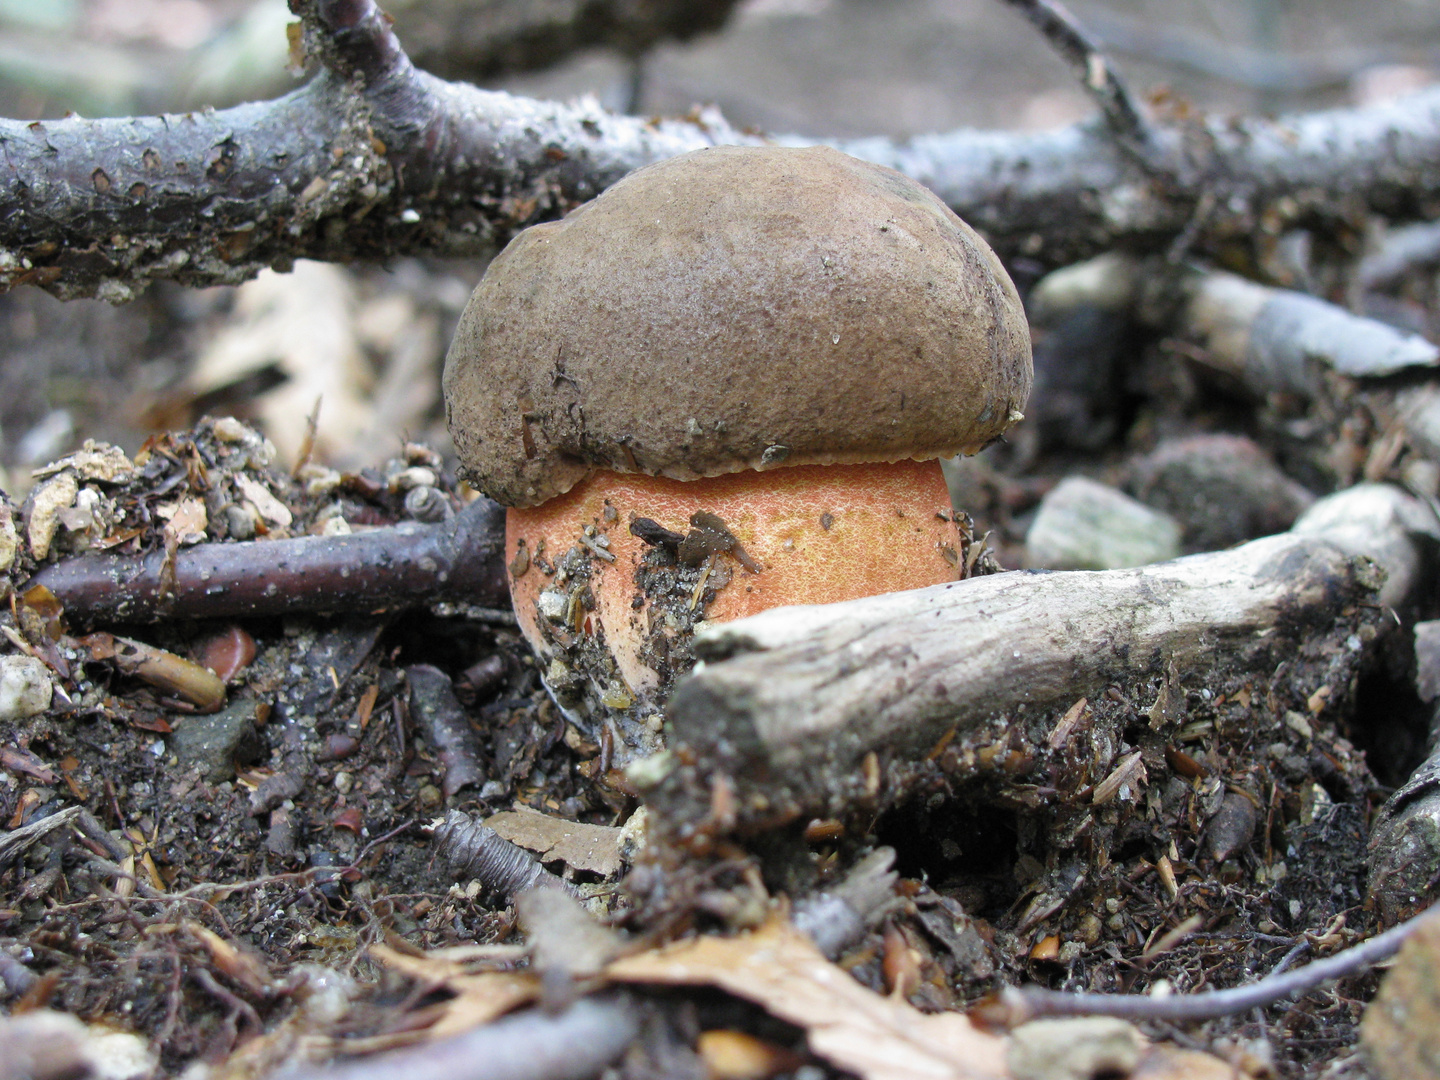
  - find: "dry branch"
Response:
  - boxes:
[652,485,1434,835]
[6,0,1440,298]
[995,906,1440,1025]
[25,494,507,624]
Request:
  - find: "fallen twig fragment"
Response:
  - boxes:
[27,496,507,625]
[83,633,226,712]
[298,995,638,1080]
[407,666,487,797]
[989,907,1440,1025]
[432,810,578,900]
[0,806,82,865]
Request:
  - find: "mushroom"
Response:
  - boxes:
[444,145,1031,712]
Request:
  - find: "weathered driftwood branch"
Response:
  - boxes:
[25,495,507,625]
[6,0,1440,298]
[652,485,1435,836]
[1033,253,1440,393]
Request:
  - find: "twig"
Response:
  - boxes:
[82,856,165,899]
[26,496,507,625]
[994,908,1436,1024]
[307,995,639,1080]
[432,810,578,900]
[191,967,264,1038]
[0,806,83,865]
[407,667,487,797]
[995,0,1156,167]
[1080,7,1413,95]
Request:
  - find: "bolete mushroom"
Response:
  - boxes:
[444,145,1031,715]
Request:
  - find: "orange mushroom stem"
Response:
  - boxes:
[507,459,964,698]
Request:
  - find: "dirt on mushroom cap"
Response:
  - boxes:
[443,145,1033,508]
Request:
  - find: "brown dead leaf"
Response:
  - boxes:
[485,805,626,878]
[369,941,541,1039]
[605,917,1009,1080]
[159,497,208,547]
[188,263,374,467]
[233,475,293,529]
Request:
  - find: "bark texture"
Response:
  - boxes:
[4,0,1440,299]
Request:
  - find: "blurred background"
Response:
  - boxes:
[0,0,1437,487]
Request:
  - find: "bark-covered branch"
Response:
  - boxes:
[5,0,1440,299]
[25,495,507,624]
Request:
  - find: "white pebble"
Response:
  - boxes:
[0,655,52,720]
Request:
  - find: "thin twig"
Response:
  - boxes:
[997,908,1436,1024]
[0,806,83,864]
[307,995,639,1080]
[995,0,1157,167]
[26,496,507,626]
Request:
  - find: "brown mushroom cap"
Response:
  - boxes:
[443,144,1032,508]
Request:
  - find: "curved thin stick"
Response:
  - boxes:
[996,0,1156,167]
[997,909,1437,1024]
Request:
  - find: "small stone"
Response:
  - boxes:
[212,417,255,443]
[537,589,569,624]
[168,699,265,783]
[390,466,437,492]
[0,656,52,720]
[1026,476,1181,570]
[1130,434,1314,552]
[26,472,79,560]
[223,504,256,540]
[0,502,17,572]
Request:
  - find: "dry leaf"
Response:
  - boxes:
[698,1029,805,1080]
[369,941,541,1039]
[27,472,78,560]
[606,917,1008,1080]
[233,474,293,529]
[1130,1044,1243,1078]
[159,497,208,547]
[486,805,627,877]
[188,262,374,466]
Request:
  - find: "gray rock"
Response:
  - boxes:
[1026,476,1182,570]
[169,699,265,783]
